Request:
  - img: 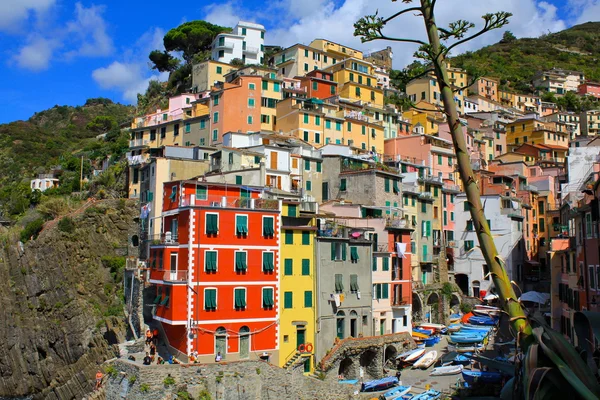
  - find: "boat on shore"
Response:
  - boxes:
[462,370,503,384]
[361,376,399,392]
[412,389,441,400]
[404,348,426,363]
[448,324,461,333]
[438,351,459,366]
[447,344,484,353]
[396,349,420,361]
[430,364,463,376]
[473,305,501,317]
[382,385,412,400]
[413,350,438,369]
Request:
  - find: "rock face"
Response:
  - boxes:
[0,200,138,399]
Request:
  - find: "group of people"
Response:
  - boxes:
[143,328,160,365]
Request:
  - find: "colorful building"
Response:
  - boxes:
[211,21,266,65]
[470,77,500,102]
[149,181,281,363]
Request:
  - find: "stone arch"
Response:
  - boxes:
[338,357,354,378]
[450,293,461,308]
[384,345,397,364]
[131,234,139,247]
[427,292,439,305]
[360,349,379,379]
[455,273,469,295]
[412,292,423,314]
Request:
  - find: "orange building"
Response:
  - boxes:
[298,70,337,99]
[149,181,280,363]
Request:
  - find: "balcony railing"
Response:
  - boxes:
[180,194,279,211]
[214,42,234,50]
[148,232,179,245]
[162,270,188,282]
[243,46,259,54]
[443,182,461,192]
[392,297,411,307]
[386,218,408,229]
[129,139,150,148]
[419,174,443,184]
[276,57,295,66]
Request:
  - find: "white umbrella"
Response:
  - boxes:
[483,293,499,301]
[519,291,550,304]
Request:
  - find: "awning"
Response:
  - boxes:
[309,98,324,104]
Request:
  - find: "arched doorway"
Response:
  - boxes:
[215,327,227,359]
[450,293,461,308]
[427,293,439,323]
[338,357,354,378]
[472,281,481,298]
[350,311,358,338]
[336,311,345,339]
[239,326,250,359]
[455,273,469,295]
[360,349,378,378]
[384,345,397,366]
[412,292,423,322]
[427,292,439,305]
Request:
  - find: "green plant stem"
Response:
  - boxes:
[420,0,533,349]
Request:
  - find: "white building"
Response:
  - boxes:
[452,194,524,297]
[211,21,265,65]
[30,177,59,192]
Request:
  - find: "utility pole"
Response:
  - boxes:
[80,155,84,191]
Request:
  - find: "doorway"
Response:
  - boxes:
[296,328,306,349]
[239,326,249,359]
[215,327,227,360]
[380,319,386,335]
[350,311,358,338]
[336,311,345,339]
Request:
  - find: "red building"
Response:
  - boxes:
[578,82,600,99]
[149,181,280,362]
[298,70,338,99]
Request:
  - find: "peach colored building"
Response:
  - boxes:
[470,77,499,102]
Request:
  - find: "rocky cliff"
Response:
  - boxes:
[0,200,138,399]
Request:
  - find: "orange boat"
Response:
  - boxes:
[461,312,474,324]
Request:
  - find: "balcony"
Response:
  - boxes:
[419,192,434,200]
[276,57,295,66]
[392,297,411,307]
[129,139,150,148]
[180,194,279,211]
[419,174,443,185]
[214,42,234,50]
[126,153,150,166]
[148,232,179,245]
[443,182,461,192]
[243,46,259,54]
[386,218,408,229]
[299,201,318,214]
[162,270,188,282]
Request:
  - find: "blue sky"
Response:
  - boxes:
[0,0,595,123]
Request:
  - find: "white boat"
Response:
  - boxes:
[413,350,438,369]
[473,305,501,317]
[419,323,447,332]
[429,364,463,376]
[404,348,426,363]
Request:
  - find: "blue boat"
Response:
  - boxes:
[382,385,412,399]
[461,324,493,331]
[361,376,399,392]
[423,337,437,347]
[462,370,503,384]
[412,389,441,400]
[413,327,433,336]
[468,316,497,326]
[449,334,485,344]
[338,379,358,384]
[454,353,471,365]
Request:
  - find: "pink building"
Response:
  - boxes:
[578,82,600,98]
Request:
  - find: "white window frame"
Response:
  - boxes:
[196,184,208,200]
[233,286,247,309]
[204,212,219,235]
[262,216,275,238]
[262,251,274,272]
[204,249,218,273]
[248,83,256,90]
[204,287,218,310]
[235,214,249,236]
[261,286,274,309]
[234,250,248,272]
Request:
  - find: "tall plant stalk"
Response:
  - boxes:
[355,0,533,349]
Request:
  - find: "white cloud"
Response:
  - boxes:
[264,0,569,68]
[65,2,113,57]
[92,27,168,103]
[204,2,244,27]
[567,0,600,24]
[12,36,60,71]
[0,0,55,32]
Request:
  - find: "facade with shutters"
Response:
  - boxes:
[148,180,281,363]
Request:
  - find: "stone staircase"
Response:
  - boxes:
[283,351,302,369]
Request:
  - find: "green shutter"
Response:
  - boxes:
[263,217,274,237]
[382,257,389,271]
[205,289,216,309]
[335,274,344,292]
[196,185,207,200]
[376,284,382,299]
[384,178,390,192]
[443,211,447,225]
[421,201,426,213]
[350,274,359,291]
[148,191,154,201]
[304,160,310,171]
[205,251,217,272]
[263,252,274,272]
[288,204,297,217]
[393,181,400,194]
[350,246,359,261]
[331,242,336,260]
[304,291,313,307]
[285,230,293,244]
[302,259,310,275]
[235,288,246,308]
[284,259,293,275]
[235,252,247,271]
[236,215,248,235]
[302,231,310,245]
[342,243,347,261]
[426,221,431,237]
[206,214,218,234]
[316,162,322,172]
[153,287,162,304]
[263,288,274,307]
[236,175,243,185]
[464,201,470,211]
[372,257,377,271]
[382,284,389,299]
[340,179,347,191]
[284,292,293,308]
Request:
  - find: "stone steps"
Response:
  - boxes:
[283,352,302,369]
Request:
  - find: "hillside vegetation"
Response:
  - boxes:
[452,22,600,93]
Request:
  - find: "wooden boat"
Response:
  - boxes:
[412,389,441,400]
[396,349,420,361]
[448,324,461,333]
[430,364,463,376]
[453,354,472,365]
[461,324,493,331]
[412,331,430,339]
[413,350,438,369]
[473,305,501,317]
[423,336,440,347]
[413,327,434,336]
[461,312,474,324]
[404,348,426,363]
[461,370,503,384]
[361,376,399,392]
[382,385,412,400]
[419,323,447,332]
[468,316,497,326]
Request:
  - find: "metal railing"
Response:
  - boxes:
[162,270,188,282]
[180,194,279,211]
[386,218,408,229]
[419,174,443,184]
[148,232,179,245]
[243,46,259,54]
[392,297,410,307]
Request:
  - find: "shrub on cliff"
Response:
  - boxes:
[57,217,75,233]
[20,218,44,242]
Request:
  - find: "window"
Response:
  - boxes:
[330,85,336,95]
[350,246,359,262]
[315,116,321,126]
[331,242,346,261]
[382,257,389,271]
[304,63,309,72]
[247,116,253,124]
[421,202,427,213]
[464,240,475,251]
[304,159,310,171]
[234,288,246,309]
[374,283,389,299]
[312,81,318,91]
[316,162,322,172]
[350,274,359,292]
[347,122,352,131]
[288,204,297,217]
[261,31,264,39]
[235,251,247,272]
[204,288,217,310]
[205,251,217,273]
[335,274,344,292]
[284,292,293,308]
[274,82,280,92]
[325,120,331,129]
[315,133,320,144]
[438,155,443,164]
[303,113,309,124]
[303,131,309,141]
[196,185,207,200]
[384,178,390,192]
[248,98,255,107]
[174,124,179,136]
[262,80,268,90]
[218,50,224,58]
[355,87,361,97]
[285,230,293,244]
[236,215,248,235]
[340,179,347,191]
[301,259,310,275]
[302,231,310,245]
[206,214,219,234]
[263,217,274,237]
[213,112,219,123]
[304,291,312,307]
[216,66,222,74]
[466,220,474,231]
[284,259,293,275]
[262,252,274,272]
[262,287,274,308]
[335,121,342,131]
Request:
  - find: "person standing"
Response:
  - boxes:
[145,329,152,346]
[95,370,103,390]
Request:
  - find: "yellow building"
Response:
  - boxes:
[191,60,235,92]
[406,64,468,114]
[260,72,283,131]
[309,39,363,60]
[506,118,569,149]
[402,105,444,135]
[270,44,336,79]
[324,58,384,106]
[279,202,317,373]
[499,90,515,108]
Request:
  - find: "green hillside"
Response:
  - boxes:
[452,22,600,93]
